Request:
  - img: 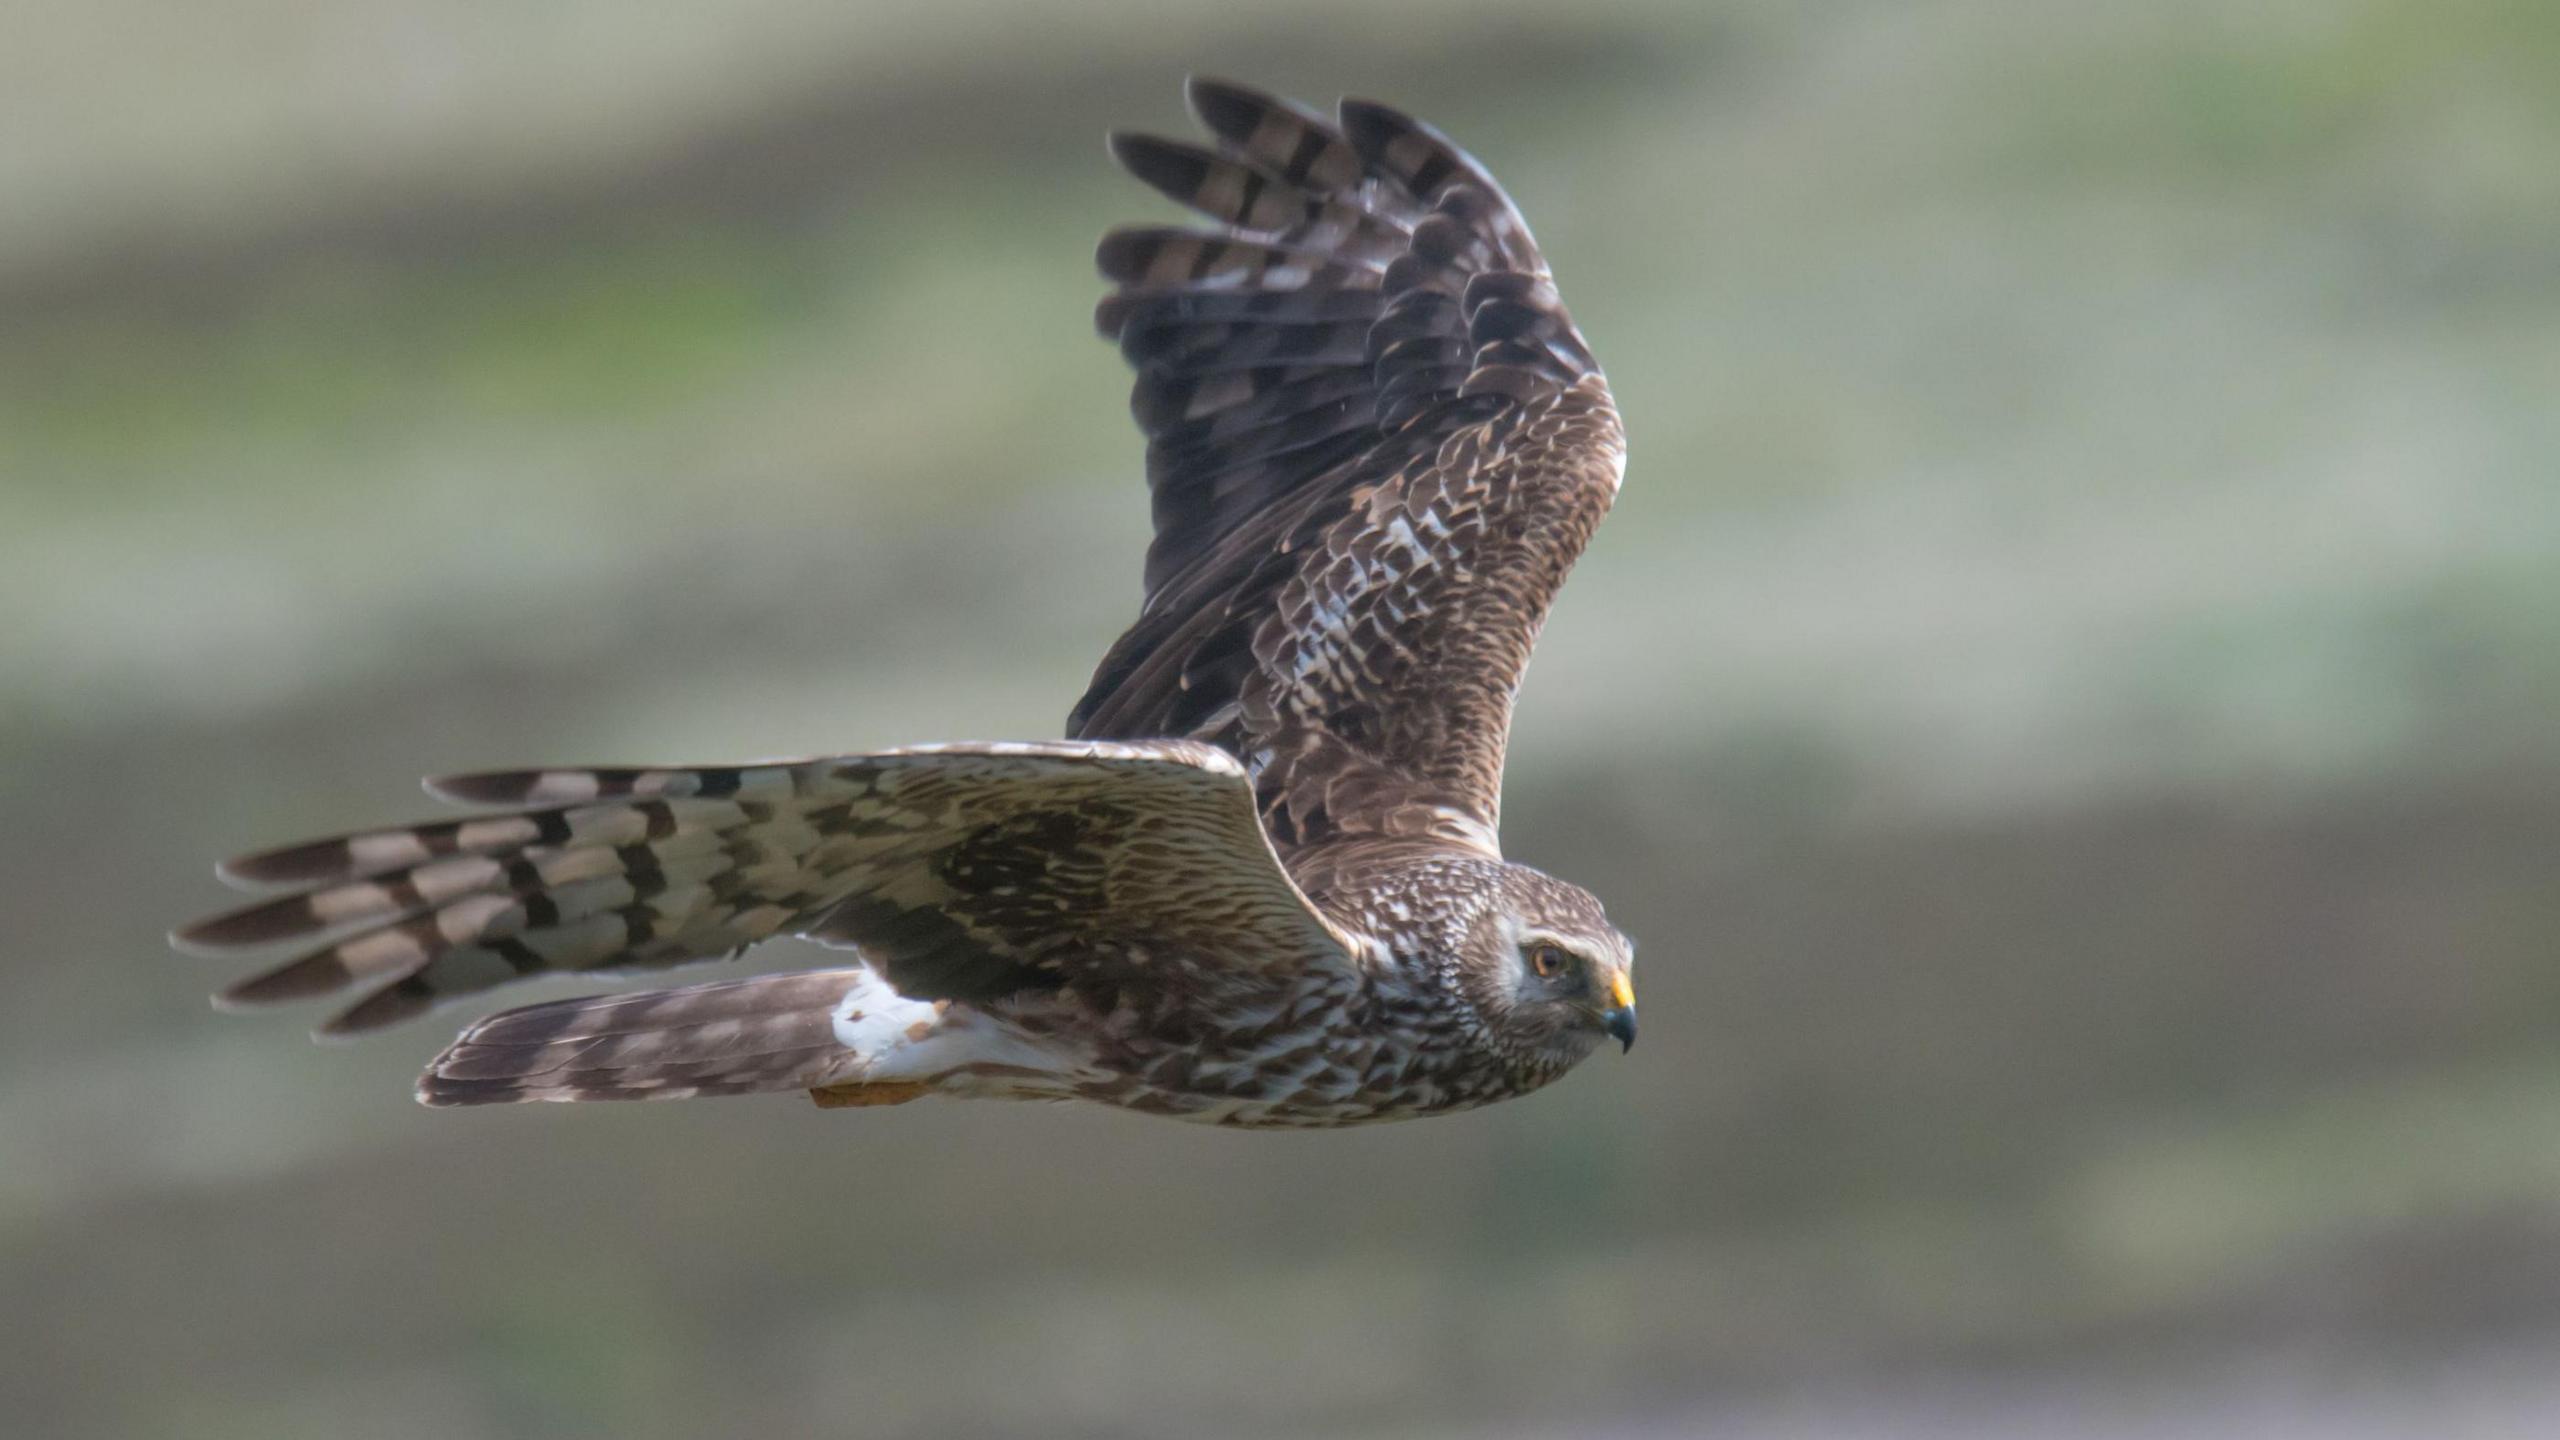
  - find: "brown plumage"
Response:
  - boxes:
[174,79,1636,1126]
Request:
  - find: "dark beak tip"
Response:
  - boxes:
[1603,1007,1637,1054]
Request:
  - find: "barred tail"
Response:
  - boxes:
[416,969,869,1106]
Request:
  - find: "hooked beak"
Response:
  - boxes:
[1601,969,1637,1053]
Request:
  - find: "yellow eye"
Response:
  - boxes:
[1530,944,1572,979]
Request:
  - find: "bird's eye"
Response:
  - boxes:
[1530,944,1573,979]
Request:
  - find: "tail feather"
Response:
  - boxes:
[416,970,865,1106]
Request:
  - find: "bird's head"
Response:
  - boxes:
[1460,865,1637,1072]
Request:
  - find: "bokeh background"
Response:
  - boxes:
[8,2,2560,1436]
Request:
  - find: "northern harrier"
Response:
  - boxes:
[175,79,1635,1127]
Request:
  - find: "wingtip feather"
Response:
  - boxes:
[1182,75,1259,134]
[317,983,427,1038]
[422,769,551,804]
[211,856,274,892]
[170,919,232,957]
[217,840,342,888]
[214,955,345,1010]
[1104,128,1152,170]
[173,892,324,953]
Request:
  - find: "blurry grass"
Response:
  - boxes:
[2005,0,2560,181]
[2061,1053,2560,1320]
[0,199,1073,502]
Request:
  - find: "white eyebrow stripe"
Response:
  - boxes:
[1513,928,1588,952]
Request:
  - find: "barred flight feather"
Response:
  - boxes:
[1077,77,1617,850]
[186,741,1360,1035]
[178,80,1638,1128]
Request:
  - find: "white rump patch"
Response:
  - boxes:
[828,969,949,1070]
[827,968,1071,1091]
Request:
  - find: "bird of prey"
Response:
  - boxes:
[174,78,1635,1127]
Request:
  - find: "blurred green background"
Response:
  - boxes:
[7,1,2560,1436]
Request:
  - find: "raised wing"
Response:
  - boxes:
[1071,79,1624,859]
[175,740,1363,1033]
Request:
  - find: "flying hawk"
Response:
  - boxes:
[175,78,1635,1127]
